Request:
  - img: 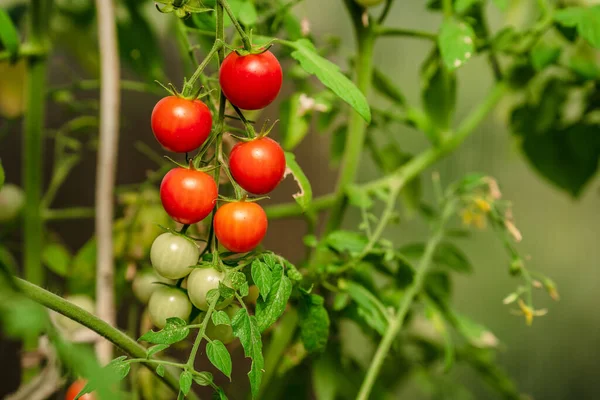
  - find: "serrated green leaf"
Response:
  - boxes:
[139,318,190,345]
[372,68,406,107]
[286,39,371,122]
[207,340,232,379]
[106,356,131,380]
[343,280,389,335]
[179,370,193,395]
[232,308,264,399]
[211,310,231,326]
[192,371,213,386]
[229,271,247,290]
[217,283,235,300]
[146,344,170,358]
[438,18,476,71]
[256,263,292,332]
[251,259,272,302]
[42,244,71,277]
[280,93,311,151]
[554,6,600,48]
[299,294,330,353]
[326,231,368,257]
[530,42,561,71]
[156,364,165,377]
[284,152,313,212]
[0,10,20,62]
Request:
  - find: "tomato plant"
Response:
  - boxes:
[160,167,218,224]
[219,50,283,110]
[214,201,268,253]
[229,137,286,194]
[151,96,213,153]
[7,0,600,399]
[66,380,94,400]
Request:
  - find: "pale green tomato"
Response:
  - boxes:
[150,233,199,279]
[355,0,385,6]
[187,267,232,311]
[132,269,175,303]
[206,304,240,344]
[54,295,95,334]
[0,184,25,222]
[148,286,192,329]
[243,285,259,305]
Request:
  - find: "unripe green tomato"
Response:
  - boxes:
[0,184,25,222]
[205,304,240,344]
[187,267,232,311]
[150,233,199,280]
[54,295,95,334]
[148,286,192,329]
[132,269,175,303]
[243,285,260,305]
[355,0,385,6]
[137,205,172,250]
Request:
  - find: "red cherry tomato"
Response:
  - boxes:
[160,168,218,224]
[151,96,212,153]
[214,202,267,253]
[229,137,286,195]
[219,50,283,110]
[66,380,94,400]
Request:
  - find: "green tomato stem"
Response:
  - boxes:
[186,301,216,368]
[375,26,436,40]
[14,278,199,400]
[181,40,224,98]
[217,0,252,51]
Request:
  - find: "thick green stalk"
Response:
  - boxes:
[23,0,52,287]
[15,278,200,400]
[356,202,455,400]
[324,0,375,234]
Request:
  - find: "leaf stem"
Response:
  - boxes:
[43,207,95,221]
[181,40,223,98]
[217,0,252,51]
[376,27,436,41]
[14,278,199,400]
[187,301,216,368]
[356,201,456,400]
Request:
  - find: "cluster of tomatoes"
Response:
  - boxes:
[143,49,284,330]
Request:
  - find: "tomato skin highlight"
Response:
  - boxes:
[229,137,286,195]
[160,168,218,224]
[66,380,94,400]
[214,202,268,253]
[151,96,213,153]
[219,50,283,110]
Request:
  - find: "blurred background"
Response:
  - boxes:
[0,0,599,399]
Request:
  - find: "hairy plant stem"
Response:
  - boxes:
[356,200,456,400]
[376,27,436,40]
[217,0,252,51]
[14,278,199,400]
[187,302,216,368]
[94,0,121,364]
[324,0,375,235]
[181,40,223,97]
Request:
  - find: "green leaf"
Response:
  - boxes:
[454,313,499,348]
[146,344,170,358]
[299,294,330,353]
[106,356,131,380]
[256,263,292,332]
[251,259,272,302]
[139,317,190,345]
[554,6,600,48]
[192,371,213,386]
[400,242,472,274]
[238,0,258,26]
[211,310,231,326]
[438,18,476,71]
[229,271,247,290]
[372,68,406,107]
[342,280,389,335]
[0,9,20,62]
[491,0,509,11]
[326,231,368,257]
[179,370,193,395]
[42,244,71,277]
[286,39,371,122]
[329,125,347,165]
[156,364,165,377]
[346,184,373,209]
[207,340,232,379]
[284,152,313,212]
[530,42,562,71]
[213,387,229,400]
[280,93,311,151]
[422,56,456,134]
[232,308,264,399]
[455,0,481,13]
[0,160,4,189]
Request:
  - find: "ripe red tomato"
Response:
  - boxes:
[160,168,218,224]
[66,380,94,400]
[229,137,286,195]
[214,202,267,253]
[151,96,212,153]
[219,50,282,110]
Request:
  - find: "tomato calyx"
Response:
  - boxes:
[154,80,210,101]
[217,194,270,203]
[232,42,277,57]
[157,225,205,246]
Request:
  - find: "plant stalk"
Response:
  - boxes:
[94,0,121,364]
